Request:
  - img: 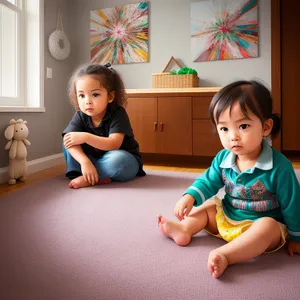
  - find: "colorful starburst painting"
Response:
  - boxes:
[90,2,148,65]
[191,0,258,62]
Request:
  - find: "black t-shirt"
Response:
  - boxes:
[62,105,146,176]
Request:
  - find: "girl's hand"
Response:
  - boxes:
[81,161,98,185]
[287,241,300,256]
[174,194,195,221]
[64,132,88,149]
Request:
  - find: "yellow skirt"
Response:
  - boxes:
[205,197,288,253]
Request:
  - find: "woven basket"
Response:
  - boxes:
[152,56,199,88]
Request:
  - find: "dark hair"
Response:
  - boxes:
[68,63,127,111]
[209,80,281,139]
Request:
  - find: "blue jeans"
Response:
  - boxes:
[63,147,139,182]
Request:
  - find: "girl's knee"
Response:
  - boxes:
[257,218,282,251]
[200,200,218,235]
[203,199,217,208]
[105,150,131,166]
[256,217,279,229]
[255,217,282,240]
[102,150,134,170]
[101,150,139,181]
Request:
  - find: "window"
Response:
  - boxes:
[0,0,44,112]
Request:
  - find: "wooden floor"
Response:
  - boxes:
[1,157,299,198]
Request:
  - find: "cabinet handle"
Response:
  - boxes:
[154,121,158,131]
[160,122,164,132]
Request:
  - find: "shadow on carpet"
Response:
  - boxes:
[0,169,300,300]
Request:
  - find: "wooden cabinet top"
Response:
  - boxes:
[125,87,221,97]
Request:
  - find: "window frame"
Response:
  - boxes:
[0,0,45,112]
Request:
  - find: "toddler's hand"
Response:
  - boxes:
[64,132,88,148]
[174,194,195,221]
[287,241,300,256]
[81,161,98,185]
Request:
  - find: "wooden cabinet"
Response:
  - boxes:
[192,97,223,156]
[125,97,157,153]
[157,97,192,155]
[281,0,300,151]
[126,88,221,157]
[192,120,222,156]
[126,96,192,155]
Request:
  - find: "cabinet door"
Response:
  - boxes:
[126,97,157,153]
[157,97,192,155]
[192,97,212,119]
[281,0,300,151]
[193,120,223,156]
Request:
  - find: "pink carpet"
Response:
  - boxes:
[1,169,300,300]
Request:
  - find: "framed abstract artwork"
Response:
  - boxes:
[90,2,149,65]
[191,0,258,62]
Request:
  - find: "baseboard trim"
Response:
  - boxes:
[0,153,64,184]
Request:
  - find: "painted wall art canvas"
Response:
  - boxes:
[90,2,148,65]
[191,0,258,62]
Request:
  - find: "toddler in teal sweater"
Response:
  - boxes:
[158,80,300,278]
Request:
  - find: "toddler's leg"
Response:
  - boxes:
[63,146,97,189]
[63,146,82,179]
[207,217,282,278]
[158,199,218,246]
[94,150,139,182]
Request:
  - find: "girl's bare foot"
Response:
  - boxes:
[69,176,112,189]
[157,215,191,246]
[69,176,91,189]
[207,250,229,278]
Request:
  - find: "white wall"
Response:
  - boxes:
[69,0,271,88]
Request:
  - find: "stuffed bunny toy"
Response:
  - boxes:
[4,119,31,185]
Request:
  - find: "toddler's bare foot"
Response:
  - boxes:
[69,177,112,189]
[157,215,191,246]
[69,176,91,189]
[207,250,229,278]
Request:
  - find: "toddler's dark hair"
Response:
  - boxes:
[209,80,281,139]
[68,63,127,111]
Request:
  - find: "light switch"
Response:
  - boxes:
[46,67,52,79]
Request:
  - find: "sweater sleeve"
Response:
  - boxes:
[275,162,300,241]
[184,150,226,206]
